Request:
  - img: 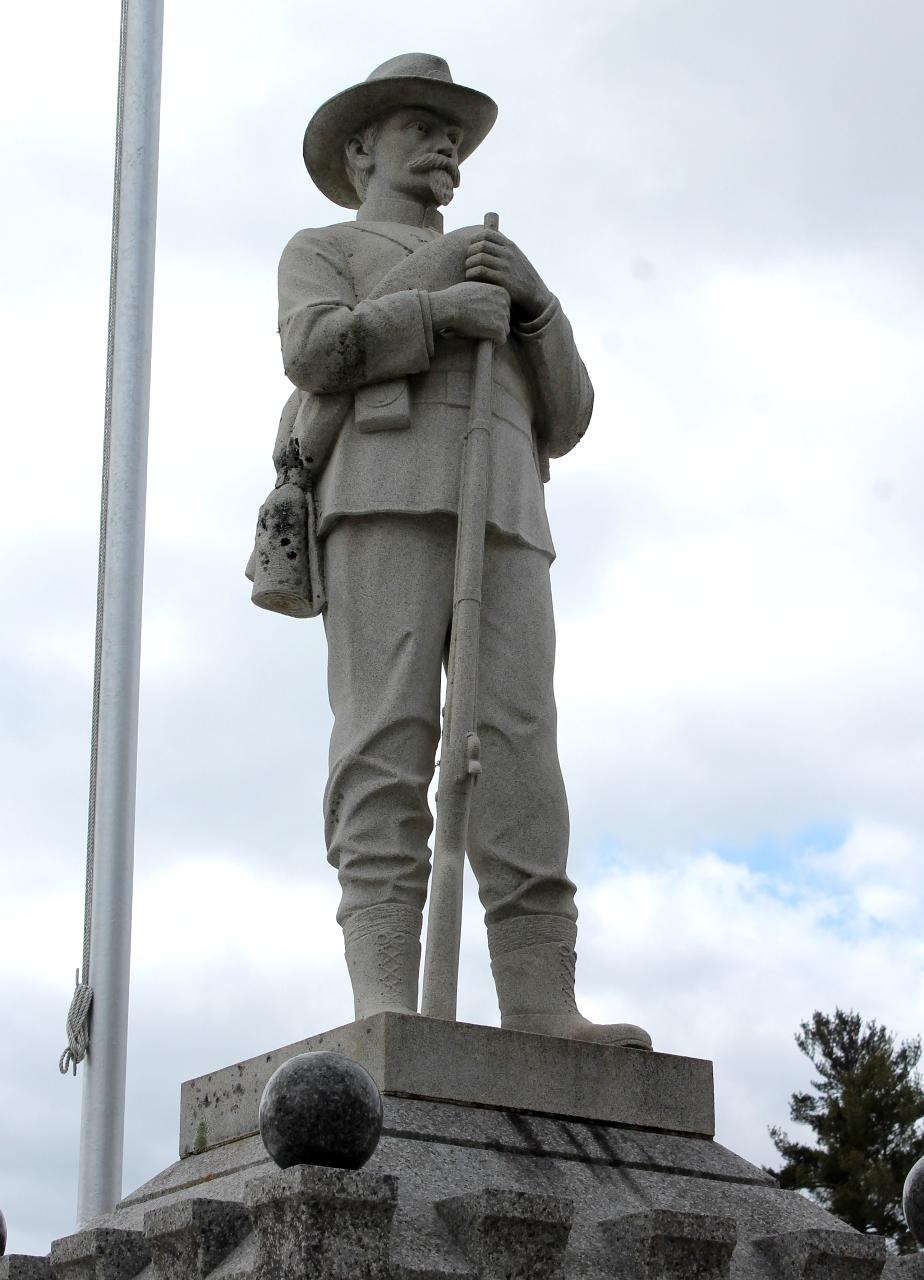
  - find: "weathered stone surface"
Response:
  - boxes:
[904,1156,924,1247]
[342,905,421,1021]
[254,52,653,1048]
[883,1258,924,1277]
[388,1201,475,1278]
[259,1051,382,1170]
[376,1098,766,1183]
[244,1165,396,1279]
[107,1087,829,1271]
[46,1118,891,1279]
[180,1014,713,1156]
[50,1227,150,1280]
[754,1227,887,1278]
[0,1259,51,1280]
[142,1198,250,1279]
[439,1189,573,1279]
[487,916,652,1048]
[51,1029,892,1278]
[123,1100,770,1230]
[599,1210,737,1278]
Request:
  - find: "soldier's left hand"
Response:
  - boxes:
[465,230,553,322]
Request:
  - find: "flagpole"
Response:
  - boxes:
[76,0,163,1226]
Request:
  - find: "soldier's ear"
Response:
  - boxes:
[346,134,374,170]
[345,135,374,199]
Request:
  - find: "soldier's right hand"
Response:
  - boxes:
[429,282,510,344]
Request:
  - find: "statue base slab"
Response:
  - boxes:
[179,1013,715,1156]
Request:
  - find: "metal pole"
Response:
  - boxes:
[76,0,163,1226]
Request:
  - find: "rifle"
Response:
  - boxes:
[421,212,500,1021]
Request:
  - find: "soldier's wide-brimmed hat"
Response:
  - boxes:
[303,53,498,210]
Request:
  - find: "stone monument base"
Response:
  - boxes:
[7,1015,923,1278]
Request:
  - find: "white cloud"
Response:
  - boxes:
[577,842,924,1168]
[804,820,924,929]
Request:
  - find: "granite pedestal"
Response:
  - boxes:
[16,1015,922,1279]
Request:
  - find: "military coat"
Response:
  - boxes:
[276,217,594,557]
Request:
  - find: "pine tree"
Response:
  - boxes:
[769,1009,924,1253]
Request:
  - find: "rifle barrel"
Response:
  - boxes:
[420,214,499,1020]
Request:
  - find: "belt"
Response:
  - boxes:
[413,371,534,439]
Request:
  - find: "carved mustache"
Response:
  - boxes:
[407,153,461,188]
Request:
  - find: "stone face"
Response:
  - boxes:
[599,1210,737,1278]
[754,1227,887,1278]
[904,1155,924,1246]
[439,1189,573,1280]
[180,1014,713,1156]
[142,1198,250,1279]
[50,1227,150,1280]
[259,1051,383,1170]
[244,1165,396,1280]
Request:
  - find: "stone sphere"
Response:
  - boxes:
[0,1206,6,1256]
[903,1155,924,1245]
[259,1051,383,1170]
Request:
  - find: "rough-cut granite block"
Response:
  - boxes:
[243,1165,396,1279]
[754,1227,887,1278]
[0,1260,52,1280]
[180,1014,714,1155]
[50,1228,150,1280]
[439,1189,573,1279]
[599,1209,737,1278]
[387,1203,475,1279]
[390,1263,474,1279]
[142,1199,250,1279]
[883,1259,924,1277]
[44,1029,891,1279]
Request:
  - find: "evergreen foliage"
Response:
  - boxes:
[769,1008,924,1252]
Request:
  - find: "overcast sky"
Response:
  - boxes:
[2,0,923,1258]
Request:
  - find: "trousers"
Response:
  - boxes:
[322,513,577,928]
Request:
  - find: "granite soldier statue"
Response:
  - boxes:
[249,53,651,1050]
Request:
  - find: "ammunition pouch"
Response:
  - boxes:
[247,481,325,619]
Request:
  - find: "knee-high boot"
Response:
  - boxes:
[342,904,422,1020]
[487,915,652,1049]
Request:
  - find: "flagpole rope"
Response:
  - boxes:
[59,0,132,1079]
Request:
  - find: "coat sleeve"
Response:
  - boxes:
[278,229,436,393]
[513,296,594,459]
